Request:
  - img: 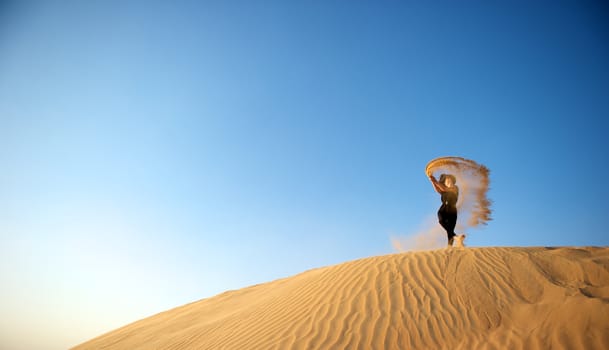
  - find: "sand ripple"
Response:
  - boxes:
[73,247,609,350]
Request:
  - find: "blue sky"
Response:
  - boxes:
[1,1,608,349]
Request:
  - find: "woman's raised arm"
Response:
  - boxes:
[429,175,447,193]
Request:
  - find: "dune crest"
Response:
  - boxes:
[73,247,609,350]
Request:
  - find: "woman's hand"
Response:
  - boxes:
[429,174,443,193]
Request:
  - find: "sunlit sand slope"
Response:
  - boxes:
[73,247,609,350]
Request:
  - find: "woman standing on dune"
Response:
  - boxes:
[429,173,459,246]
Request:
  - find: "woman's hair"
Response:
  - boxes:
[439,174,457,185]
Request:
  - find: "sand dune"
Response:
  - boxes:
[73,247,609,350]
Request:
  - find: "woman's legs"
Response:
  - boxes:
[438,209,457,245]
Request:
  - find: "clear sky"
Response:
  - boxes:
[1,1,608,349]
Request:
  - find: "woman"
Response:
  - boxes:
[429,173,459,246]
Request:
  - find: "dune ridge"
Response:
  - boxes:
[73,247,609,350]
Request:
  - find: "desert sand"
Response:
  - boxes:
[73,247,609,350]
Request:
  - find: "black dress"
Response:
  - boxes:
[438,188,458,241]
